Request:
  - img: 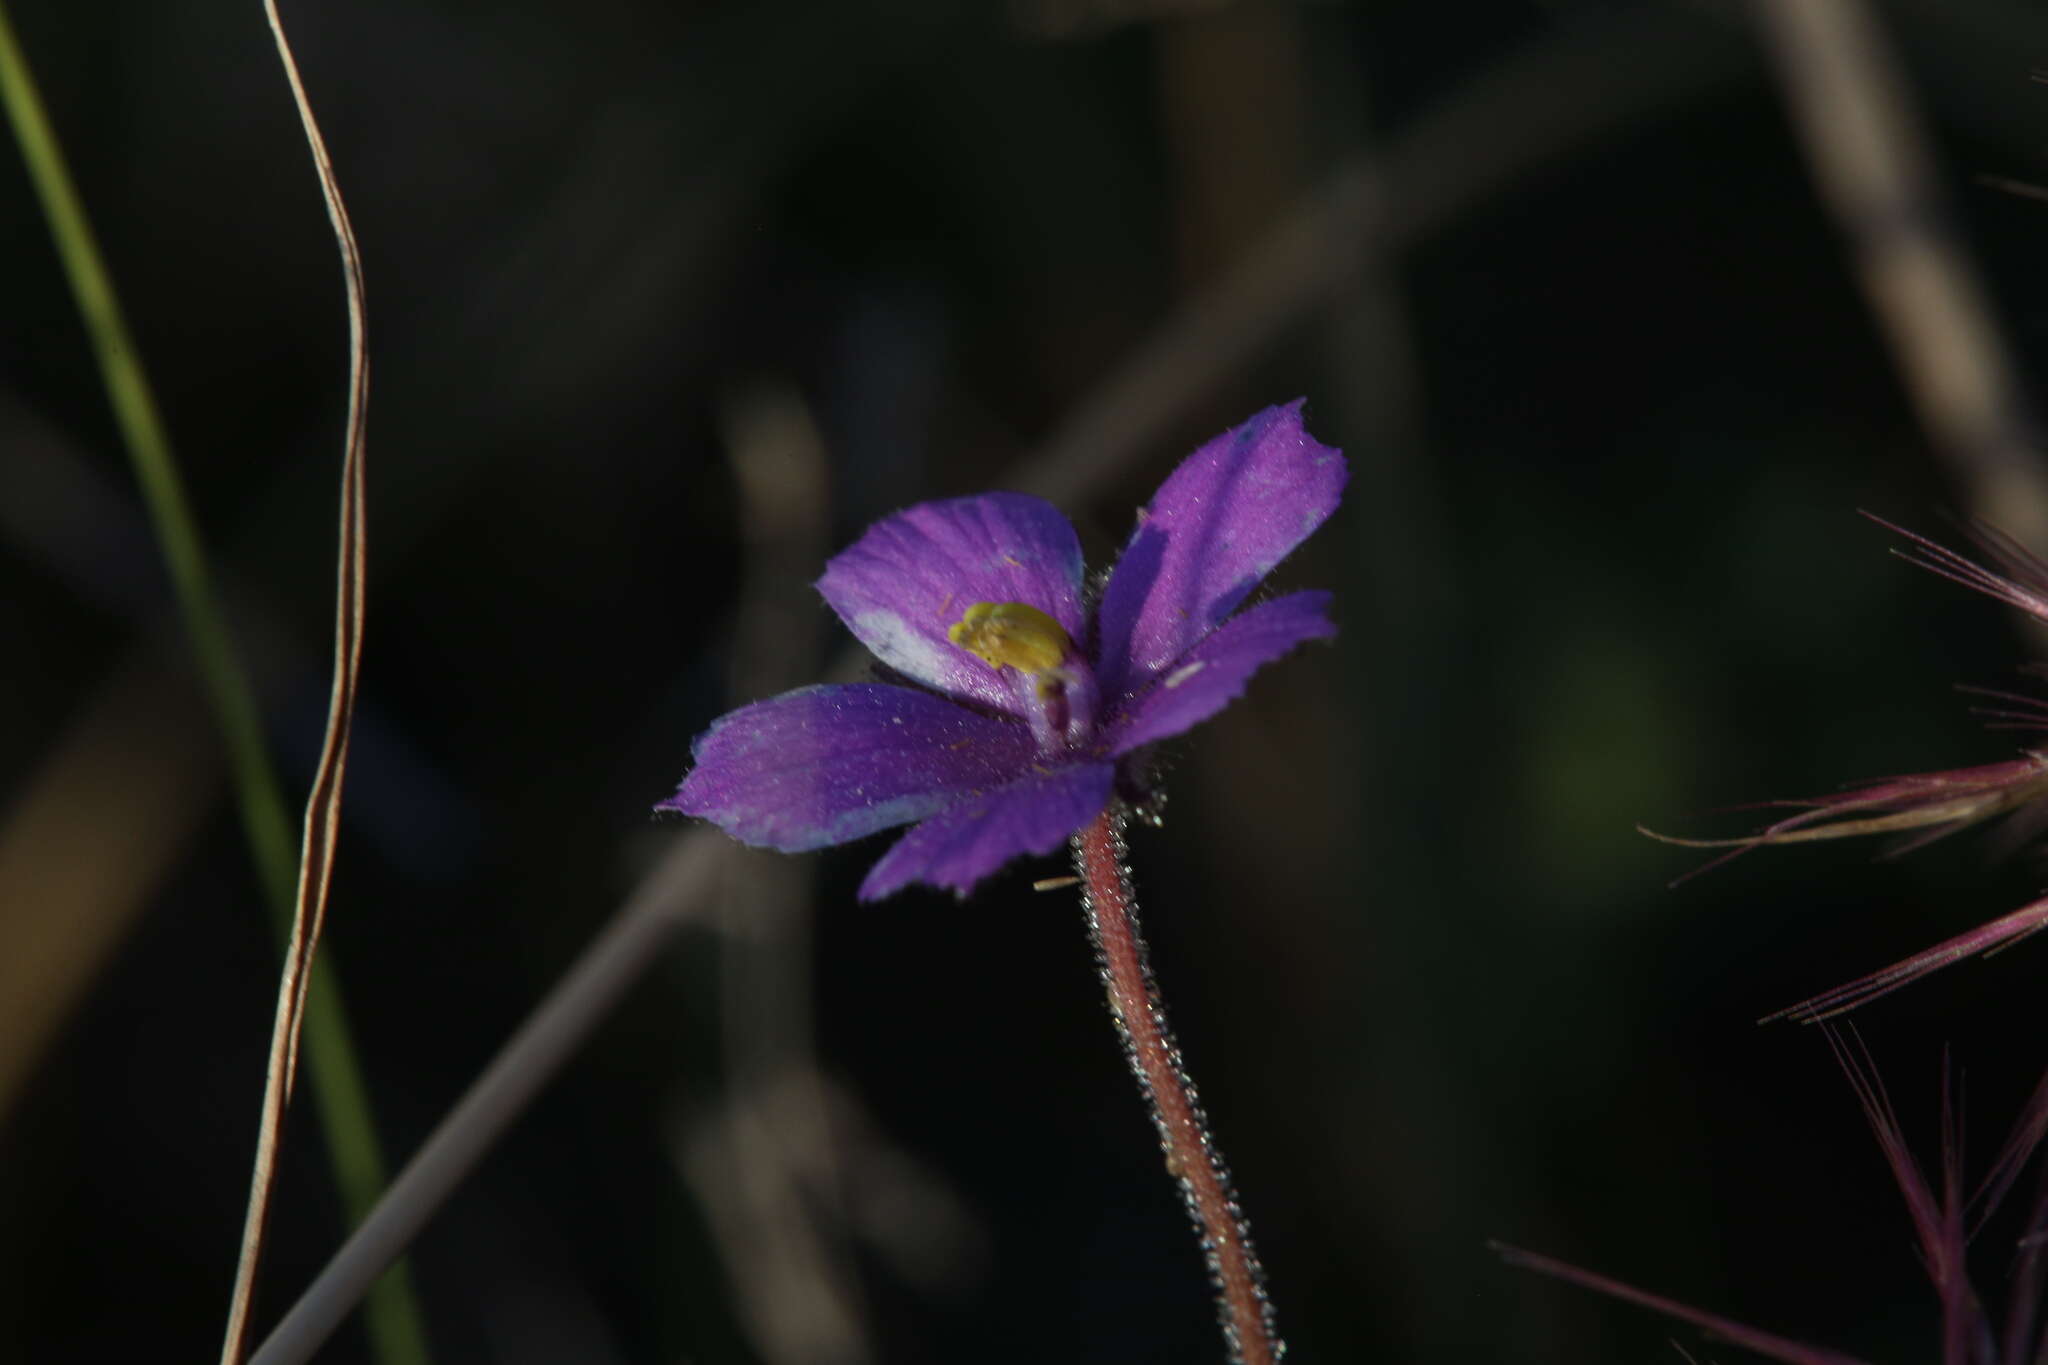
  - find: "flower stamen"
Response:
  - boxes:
[948,601,1095,751]
[947,600,1072,673]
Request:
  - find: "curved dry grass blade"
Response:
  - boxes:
[219,2,373,1362]
[0,2,413,1358]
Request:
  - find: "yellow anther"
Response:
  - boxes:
[946,601,1072,674]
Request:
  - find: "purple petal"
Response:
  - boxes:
[857,760,1115,900]
[660,683,1034,851]
[817,492,1085,713]
[1107,591,1335,754]
[1095,400,1345,701]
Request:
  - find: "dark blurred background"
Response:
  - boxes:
[4,0,2048,1360]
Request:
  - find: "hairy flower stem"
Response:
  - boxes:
[1074,806,1281,1364]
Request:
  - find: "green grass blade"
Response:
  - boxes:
[0,8,429,1363]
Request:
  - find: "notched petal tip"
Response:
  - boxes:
[660,682,1035,854]
[854,761,1115,901]
[1108,590,1337,754]
[1095,402,1345,699]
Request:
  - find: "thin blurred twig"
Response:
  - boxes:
[1017,8,1744,506]
[220,0,381,1361]
[675,1071,986,1362]
[691,385,876,1364]
[687,389,986,1364]
[247,833,725,1365]
[1750,0,2048,551]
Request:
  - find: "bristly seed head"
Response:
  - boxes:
[1648,513,2048,1016]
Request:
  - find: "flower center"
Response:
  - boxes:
[947,600,1096,752]
[946,601,1072,673]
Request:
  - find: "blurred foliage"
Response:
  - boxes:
[4,0,2048,1361]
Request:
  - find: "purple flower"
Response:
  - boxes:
[661,400,1345,900]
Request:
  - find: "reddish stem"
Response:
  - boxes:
[1073,805,1281,1364]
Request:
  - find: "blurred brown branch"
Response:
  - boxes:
[1017,7,1745,507]
[685,384,875,1365]
[1752,0,2048,552]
